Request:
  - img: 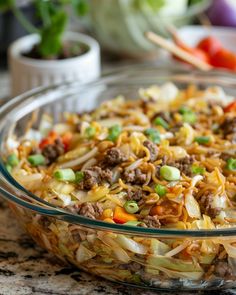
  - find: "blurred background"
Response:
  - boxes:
[1,0,236,100]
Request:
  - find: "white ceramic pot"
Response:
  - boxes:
[9,32,101,96]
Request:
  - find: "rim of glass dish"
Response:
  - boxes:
[1,63,236,237]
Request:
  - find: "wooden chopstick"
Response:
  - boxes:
[145,31,212,71]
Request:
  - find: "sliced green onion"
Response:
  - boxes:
[7,154,19,167]
[54,168,76,182]
[124,221,142,226]
[154,117,169,129]
[107,124,122,142]
[124,201,139,214]
[75,171,84,183]
[182,112,196,124]
[27,154,45,166]
[85,126,96,138]
[154,184,167,197]
[160,165,180,181]
[144,128,161,144]
[226,158,236,171]
[179,106,191,114]
[6,164,12,173]
[191,165,205,175]
[179,106,196,124]
[194,136,210,144]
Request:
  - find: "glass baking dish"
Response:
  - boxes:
[1,64,236,291]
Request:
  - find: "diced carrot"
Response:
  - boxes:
[150,205,164,216]
[61,132,73,151]
[224,101,236,113]
[113,206,137,224]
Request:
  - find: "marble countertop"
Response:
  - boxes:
[0,69,236,295]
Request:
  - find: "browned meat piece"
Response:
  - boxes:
[143,140,159,162]
[83,170,99,190]
[140,215,161,228]
[220,117,236,139]
[126,189,143,202]
[123,168,147,185]
[103,147,127,166]
[42,138,65,164]
[214,261,232,277]
[76,122,82,132]
[198,193,221,218]
[168,156,195,177]
[79,166,112,190]
[169,122,183,133]
[77,202,103,219]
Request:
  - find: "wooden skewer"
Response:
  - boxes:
[145,31,212,71]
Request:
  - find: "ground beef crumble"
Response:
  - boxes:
[77,202,103,219]
[220,116,236,142]
[143,140,159,162]
[102,147,127,167]
[123,168,147,185]
[42,138,65,164]
[198,193,221,218]
[140,215,161,228]
[214,261,233,277]
[126,189,143,202]
[79,166,112,190]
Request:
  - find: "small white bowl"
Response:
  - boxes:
[177,25,236,53]
[9,32,101,96]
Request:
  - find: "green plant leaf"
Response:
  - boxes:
[72,0,89,16]
[0,0,14,12]
[37,10,68,57]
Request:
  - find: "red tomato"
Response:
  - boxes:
[173,37,210,63]
[197,36,222,57]
[210,48,236,70]
[39,130,58,149]
[61,132,73,151]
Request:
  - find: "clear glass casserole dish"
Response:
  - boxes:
[1,64,236,291]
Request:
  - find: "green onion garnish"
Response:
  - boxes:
[7,154,19,167]
[54,168,76,182]
[179,106,196,124]
[182,112,197,124]
[154,183,167,197]
[179,106,191,115]
[124,221,142,226]
[226,158,236,171]
[160,165,180,181]
[144,128,161,144]
[191,165,205,175]
[85,126,96,138]
[107,125,122,142]
[27,154,45,166]
[194,136,210,145]
[6,164,12,173]
[154,117,169,129]
[124,201,139,214]
[75,171,84,183]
